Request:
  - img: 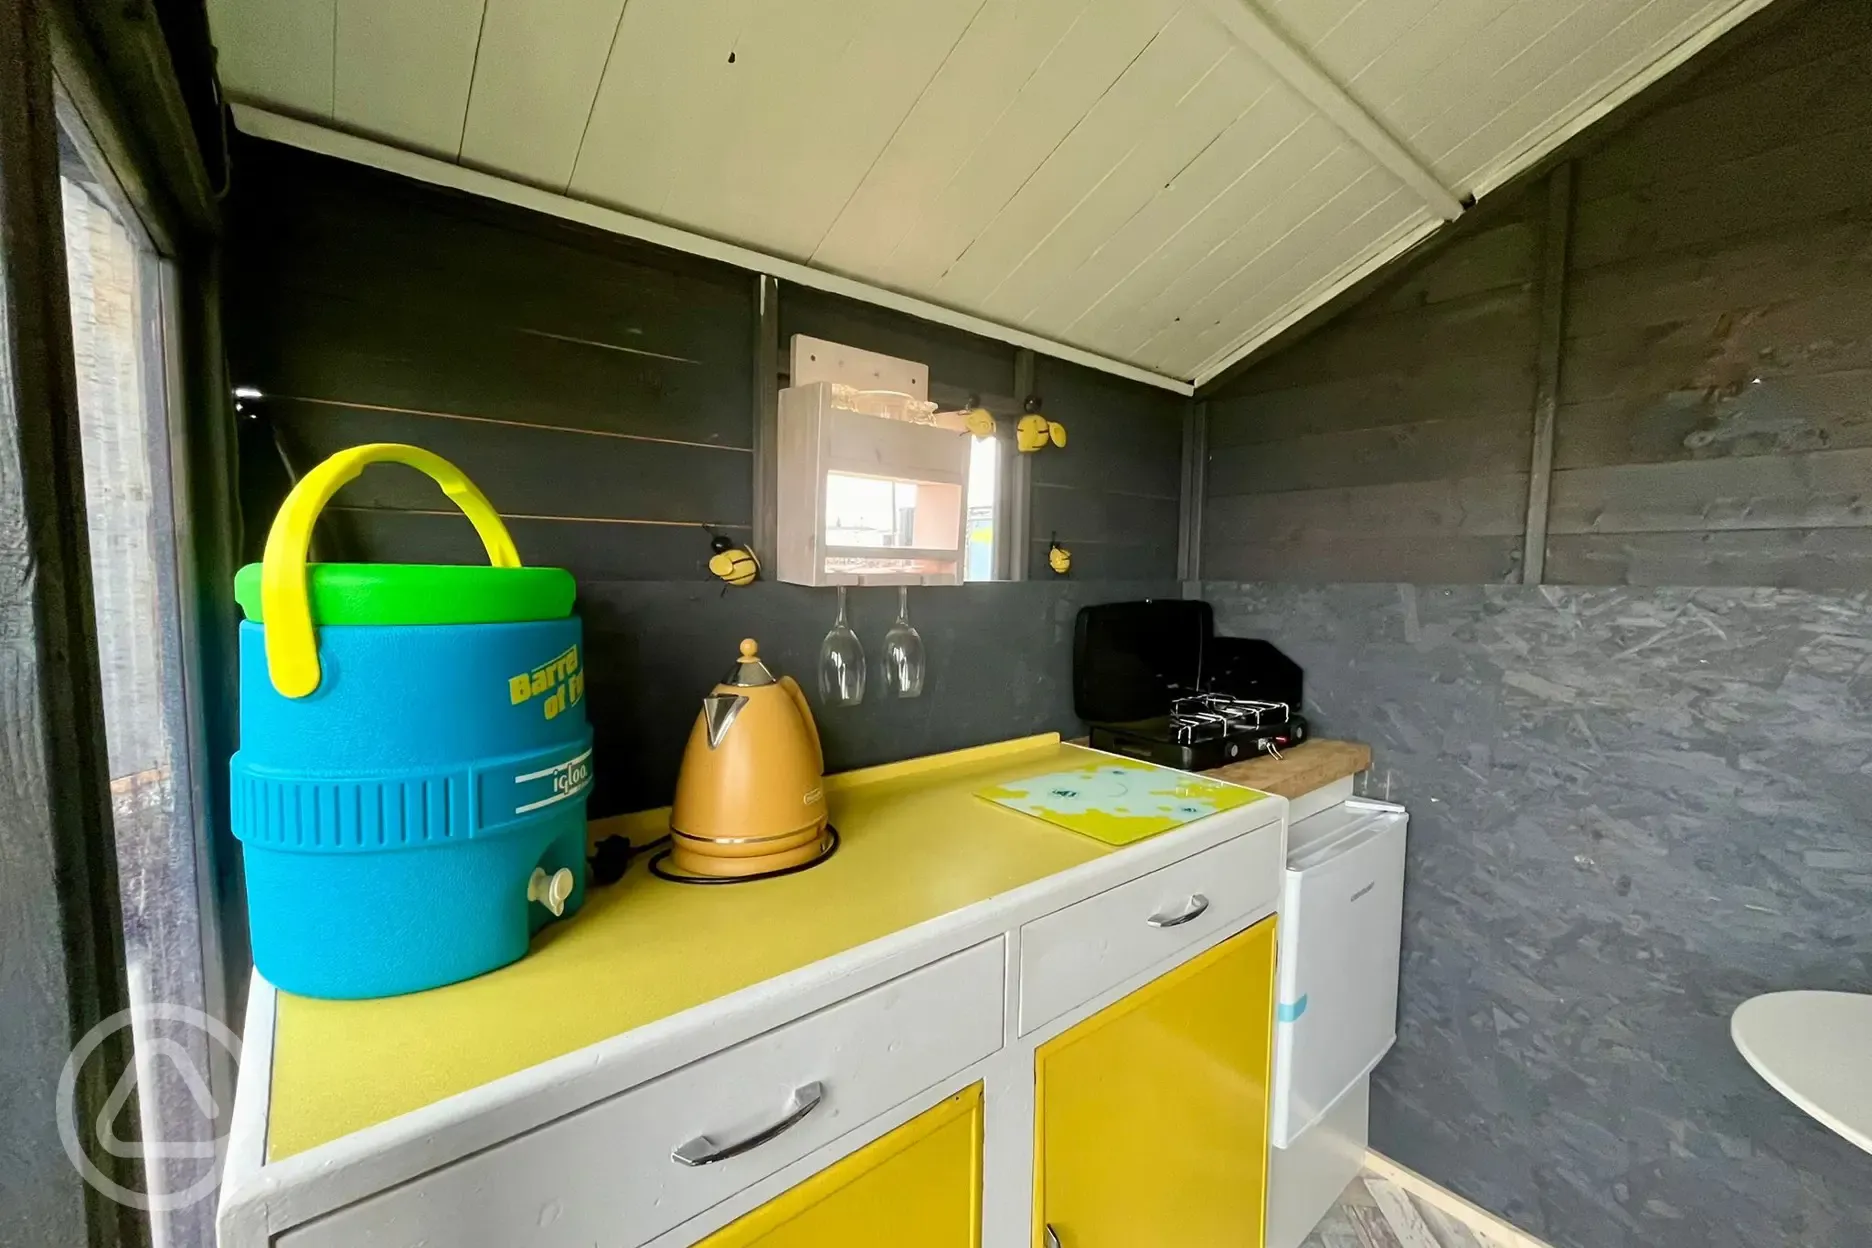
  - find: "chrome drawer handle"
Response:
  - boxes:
[1046,1226,1062,1248]
[671,1081,825,1167]
[1146,893,1210,928]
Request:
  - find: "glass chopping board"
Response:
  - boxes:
[977,757,1266,846]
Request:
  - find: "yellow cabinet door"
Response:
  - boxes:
[1034,918,1277,1248]
[699,1083,983,1248]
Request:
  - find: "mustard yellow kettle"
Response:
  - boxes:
[668,639,831,878]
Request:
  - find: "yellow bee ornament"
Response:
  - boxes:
[1016,395,1066,453]
[707,535,760,586]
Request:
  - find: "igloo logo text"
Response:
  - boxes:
[57,1003,241,1212]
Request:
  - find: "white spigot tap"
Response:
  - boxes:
[528,867,575,917]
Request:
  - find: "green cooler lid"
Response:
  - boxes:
[234,562,576,626]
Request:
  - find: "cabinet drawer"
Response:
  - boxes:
[282,940,1005,1248]
[1018,830,1280,1036]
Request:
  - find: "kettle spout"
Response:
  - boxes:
[702,693,748,749]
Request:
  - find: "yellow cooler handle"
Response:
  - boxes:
[261,442,522,698]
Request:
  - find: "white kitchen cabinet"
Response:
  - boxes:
[217,737,1292,1248]
[278,942,1004,1248]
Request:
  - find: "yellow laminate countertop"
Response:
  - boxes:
[267,735,1270,1161]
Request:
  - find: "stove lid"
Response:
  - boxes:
[1073,599,1213,725]
[1206,637,1303,709]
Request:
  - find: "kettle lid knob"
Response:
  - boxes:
[723,638,777,687]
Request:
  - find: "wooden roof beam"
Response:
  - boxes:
[1197,0,1467,222]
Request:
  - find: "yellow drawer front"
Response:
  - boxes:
[699,1084,983,1248]
[1034,918,1277,1248]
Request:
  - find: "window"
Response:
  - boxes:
[60,101,224,1244]
[964,430,999,581]
[825,473,928,548]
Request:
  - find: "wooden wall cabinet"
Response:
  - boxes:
[776,381,974,586]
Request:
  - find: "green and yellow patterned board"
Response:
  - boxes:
[977,757,1268,846]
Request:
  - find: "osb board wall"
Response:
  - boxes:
[224,137,1184,814]
[1208,582,1872,1248]
[1202,0,1872,589]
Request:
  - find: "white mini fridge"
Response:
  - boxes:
[1267,793,1409,1248]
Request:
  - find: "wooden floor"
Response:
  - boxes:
[1299,1167,1522,1248]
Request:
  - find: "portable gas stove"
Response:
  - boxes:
[1087,692,1308,772]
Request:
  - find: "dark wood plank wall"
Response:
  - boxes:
[228,137,755,581]
[1029,357,1186,579]
[1202,185,1541,582]
[225,138,1185,815]
[1200,0,1872,590]
[1548,0,1872,586]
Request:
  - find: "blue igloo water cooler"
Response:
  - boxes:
[230,444,592,999]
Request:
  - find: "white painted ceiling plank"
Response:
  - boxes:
[1099,144,1381,358]
[636,0,875,253]
[1458,0,1777,199]
[661,0,990,262]
[333,0,487,158]
[1264,0,1365,40]
[1061,118,1352,348]
[1145,173,1407,367]
[570,0,760,217]
[1299,0,1447,90]
[1190,211,1443,386]
[460,0,628,189]
[869,0,1182,291]
[933,6,1231,307]
[1341,0,1512,134]
[1155,177,1416,370]
[233,104,1196,393]
[1400,0,1671,180]
[971,48,1276,323]
[1375,0,1598,146]
[1196,197,1438,376]
[1242,189,1425,334]
[1012,85,1316,335]
[809,0,1097,273]
[1431,0,1719,186]
[206,0,335,118]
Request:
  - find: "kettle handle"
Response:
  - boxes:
[779,675,823,773]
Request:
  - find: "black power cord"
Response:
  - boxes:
[587,826,842,886]
[586,833,668,886]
